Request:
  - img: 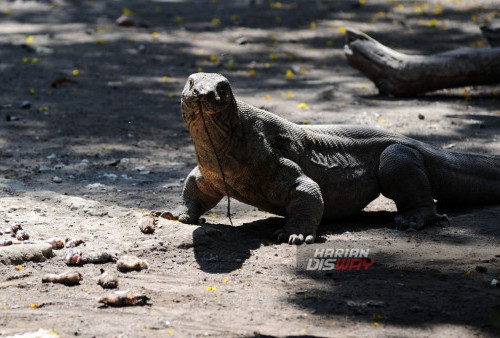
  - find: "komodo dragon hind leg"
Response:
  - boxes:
[378,144,449,230]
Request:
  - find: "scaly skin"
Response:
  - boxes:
[161,73,500,245]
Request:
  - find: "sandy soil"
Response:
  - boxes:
[0,0,499,337]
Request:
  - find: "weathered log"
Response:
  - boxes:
[344,28,500,96]
[480,21,500,47]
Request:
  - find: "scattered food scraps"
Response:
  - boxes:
[16,230,30,241]
[65,238,85,248]
[116,255,148,272]
[46,238,65,249]
[42,270,83,286]
[97,269,119,289]
[139,213,157,234]
[99,290,150,307]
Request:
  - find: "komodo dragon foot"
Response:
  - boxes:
[273,226,316,245]
[394,207,450,231]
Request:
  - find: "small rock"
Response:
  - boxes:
[52,176,63,183]
[491,279,499,287]
[418,113,425,120]
[47,153,57,159]
[116,14,135,27]
[102,173,118,181]
[235,36,248,45]
[6,115,20,122]
[475,266,488,273]
[20,100,31,109]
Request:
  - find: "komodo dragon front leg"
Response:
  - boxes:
[270,158,324,245]
[160,166,223,224]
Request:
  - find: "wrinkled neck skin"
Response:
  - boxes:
[181,98,240,172]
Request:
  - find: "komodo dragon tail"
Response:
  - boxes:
[418,145,500,206]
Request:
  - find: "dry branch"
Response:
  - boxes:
[344,28,500,96]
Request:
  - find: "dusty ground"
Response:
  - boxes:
[0,0,499,337]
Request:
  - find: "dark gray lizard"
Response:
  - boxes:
[161,72,500,245]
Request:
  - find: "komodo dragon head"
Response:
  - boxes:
[181,73,240,164]
[181,72,238,127]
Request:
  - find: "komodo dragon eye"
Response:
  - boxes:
[216,83,229,101]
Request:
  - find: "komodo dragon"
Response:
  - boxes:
[160,72,500,245]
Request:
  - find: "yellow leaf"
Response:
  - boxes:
[162,76,168,82]
[211,18,221,25]
[269,53,278,60]
[471,14,477,22]
[207,212,218,217]
[30,303,39,309]
[326,40,333,46]
[428,19,438,27]
[223,279,230,283]
[275,16,282,23]
[297,102,309,109]
[371,17,378,23]
[287,91,294,98]
[338,27,347,34]
[15,265,23,271]
[206,286,216,291]
[32,57,39,64]
[4,9,11,15]
[175,16,183,23]
[302,120,311,125]
[377,119,386,123]
[272,2,282,8]
[168,92,175,99]
[310,22,317,29]
[152,31,159,39]
[373,322,380,327]
[265,95,271,100]
[154,7,162,13]
[230,15,238,22]
[29,89,35,95]
[286,70,294,78]
[97,39,106,44]
[122,7,133,16]
[377,11,385,17]
[72,69,80,76]
[359,0,365,4]
[197,67,203,72]
[361,84,367,89]
[26,35,34,44]
[22,57,30,64]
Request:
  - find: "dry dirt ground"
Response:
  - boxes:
[0,0,499,337]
